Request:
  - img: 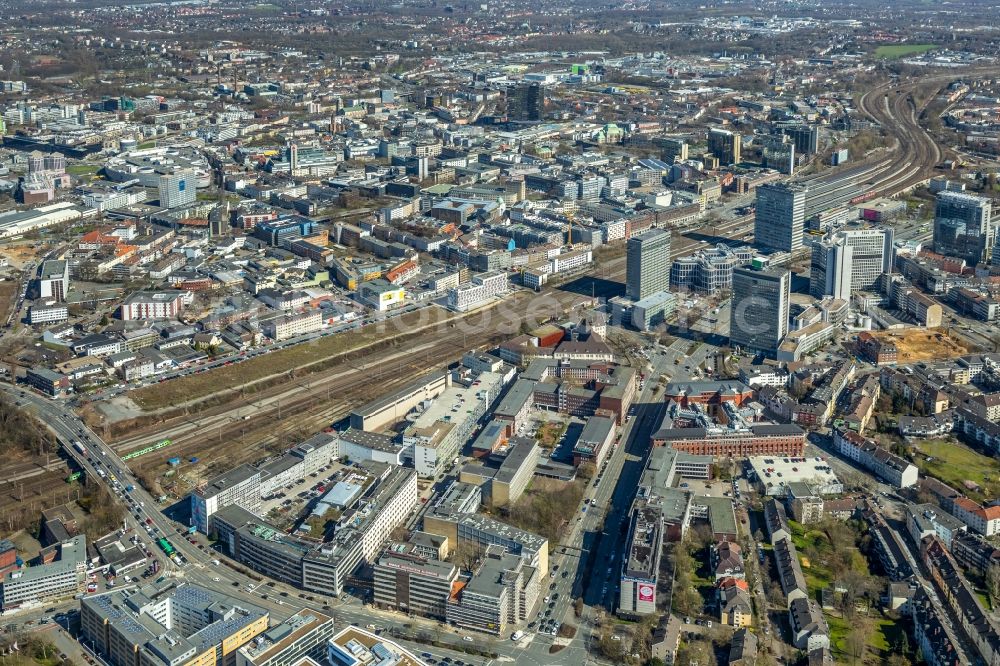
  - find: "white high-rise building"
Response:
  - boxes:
[810,226,895,300]
[158,170,196,209]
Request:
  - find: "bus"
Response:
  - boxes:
[66,472,82,483]
[157,538,175,556]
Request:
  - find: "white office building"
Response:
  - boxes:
[261,309,323,341]
[158,170,197,209]
[191,465,262,533]
[1,536,86,609]
[446,272,508,312]
[810,226,895,300]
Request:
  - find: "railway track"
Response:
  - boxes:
[114,115,916,479]
[120,226,743,466]
[124,336,495,464]
[853,69,993,197]
[4,458,70,483]
[120,230,742,481]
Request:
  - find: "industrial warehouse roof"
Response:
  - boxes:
[351,370,449,419]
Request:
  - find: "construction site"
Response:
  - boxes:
[865,327,971,363]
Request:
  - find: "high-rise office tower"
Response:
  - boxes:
[729,263,790,358]
[809,226,895,300]
[933,191,993,265]
[578,175,604,203]
[158,171,196,209]
[626,228,671,301]
[508,83,545,122]
[761,136,795,176]
[708,128,741,166]
[754,183,806,252]
[783,125,819,155]
[659,137,688,163]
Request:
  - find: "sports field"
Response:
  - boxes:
[875,44,936,59]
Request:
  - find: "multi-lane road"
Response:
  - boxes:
[3,331,708,666]
[487,336,705,666]
[5,382,508,665]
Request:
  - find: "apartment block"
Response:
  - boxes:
[773,537,808,607]
[119,290,190,321]
[446,271,508,312]
[261,309,323,341]
[833,428,918,488]
[949,497,1000,537]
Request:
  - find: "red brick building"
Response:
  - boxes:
[857,332,897,366]
[652,424,805,458]
[663,381,755,413]
[0,539,17,577]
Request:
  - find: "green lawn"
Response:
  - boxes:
[871,616,902,653]
[67,164,100,175]
[912,438,1000,503]
[828,615,850,660]
[827,612,902,662]
[874,44,937,59]
[788,522,834,596]
[788,521,868,598]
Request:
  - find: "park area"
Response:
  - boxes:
[787,520,870,598]
[785,520,914,664]
[865,328,969,363]
[874,43,937,59]
[912,437,1000,503]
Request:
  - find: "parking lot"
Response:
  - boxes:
[677,476,737,500]
[259,460,348,520]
